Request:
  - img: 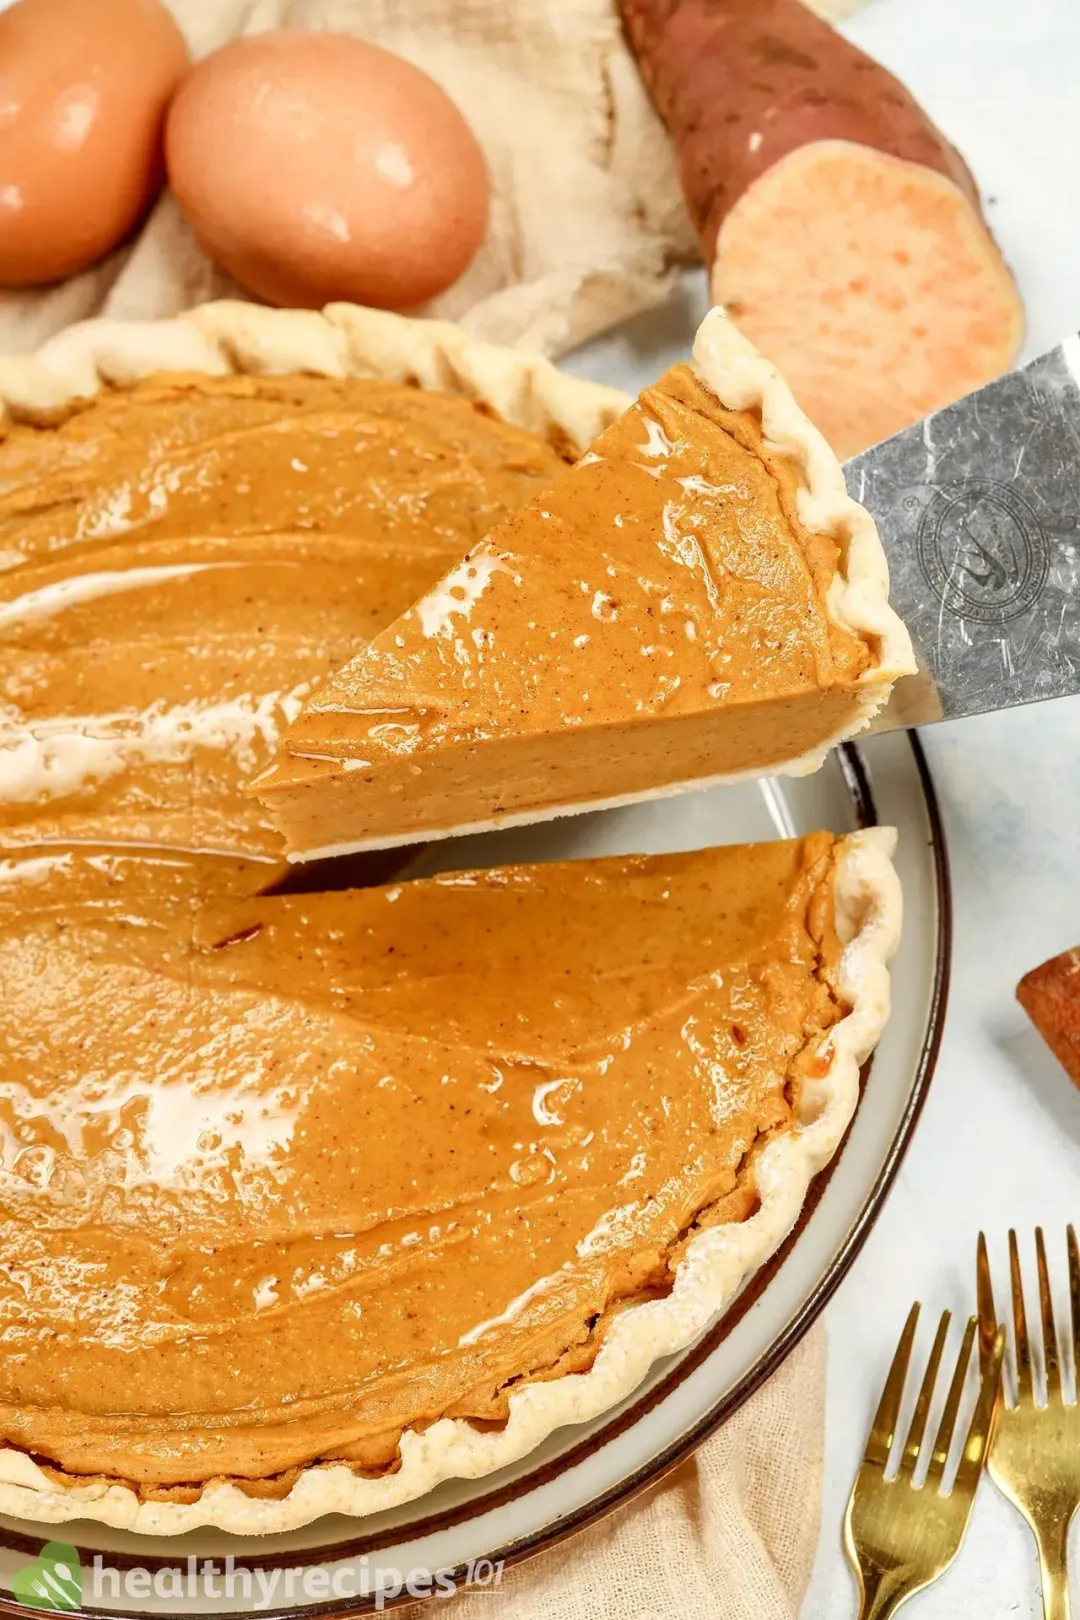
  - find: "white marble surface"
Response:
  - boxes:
[806,6,1080,1611]
[568,0,1080,1613]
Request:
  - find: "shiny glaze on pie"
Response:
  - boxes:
[0,372,569,864]
[258,364,876,857]
[0,832,846,1497]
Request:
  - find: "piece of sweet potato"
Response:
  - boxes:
[618,0,1024,457]
[1017,948,1080,1088]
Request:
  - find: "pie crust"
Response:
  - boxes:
[0,302,902,1534]
[0,300,628,449]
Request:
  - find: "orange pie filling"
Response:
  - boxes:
[0,372,571,864]
[257,364,881,857]
[0,832,848,1500]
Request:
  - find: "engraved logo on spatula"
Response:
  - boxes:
[916,480,1050,623]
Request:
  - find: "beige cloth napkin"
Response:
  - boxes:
[401,1325,827,1620]
[0,2,833,1609]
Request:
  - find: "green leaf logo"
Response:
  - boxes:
[11,1542,82,1611]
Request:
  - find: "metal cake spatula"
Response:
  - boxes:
[845,336,1080,729]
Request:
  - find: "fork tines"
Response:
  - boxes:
[865,1302,1002,1487]
[846,1303,1005,1617]
[977,1225,1080,1405]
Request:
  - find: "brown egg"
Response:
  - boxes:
[165,32,490,311]
[0,0,189,287]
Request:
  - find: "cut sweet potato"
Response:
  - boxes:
[1017,948,1080,1088]
[618,0,1024,457]
[714,141,1024,457]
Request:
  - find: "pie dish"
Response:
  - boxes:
[0,825,899,1535]
[0,302,903,1537]
[255,310,915,859]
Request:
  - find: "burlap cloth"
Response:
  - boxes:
[399,1327,828,1620]
[0,1,836,1610]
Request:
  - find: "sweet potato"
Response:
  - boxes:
[618,0,1024,457]
[1018,948,1080,1089]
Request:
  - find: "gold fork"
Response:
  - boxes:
[978,1229,1080,1620]
[844,1302,1004,1619]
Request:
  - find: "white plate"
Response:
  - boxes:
[0,729,947,1616]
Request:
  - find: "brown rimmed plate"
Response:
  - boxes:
[0,729,947,1618]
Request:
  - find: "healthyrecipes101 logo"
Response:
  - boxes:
[10,1547,506,1612]
[12,1543,82,1611]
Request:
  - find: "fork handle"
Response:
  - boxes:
[856,1569,916,1620]
[1034,1518,1072,1620]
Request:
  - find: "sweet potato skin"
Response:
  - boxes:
[1017,947,1080,1088]
[617,0,979,260]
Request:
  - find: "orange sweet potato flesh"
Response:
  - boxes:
[1018,948,1080,1088]
[618,0,1024,457]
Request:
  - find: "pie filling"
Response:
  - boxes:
[258,364,878,856]
[0,832,848,1500]
[0,326,898,1526]
[0,372,571,863]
